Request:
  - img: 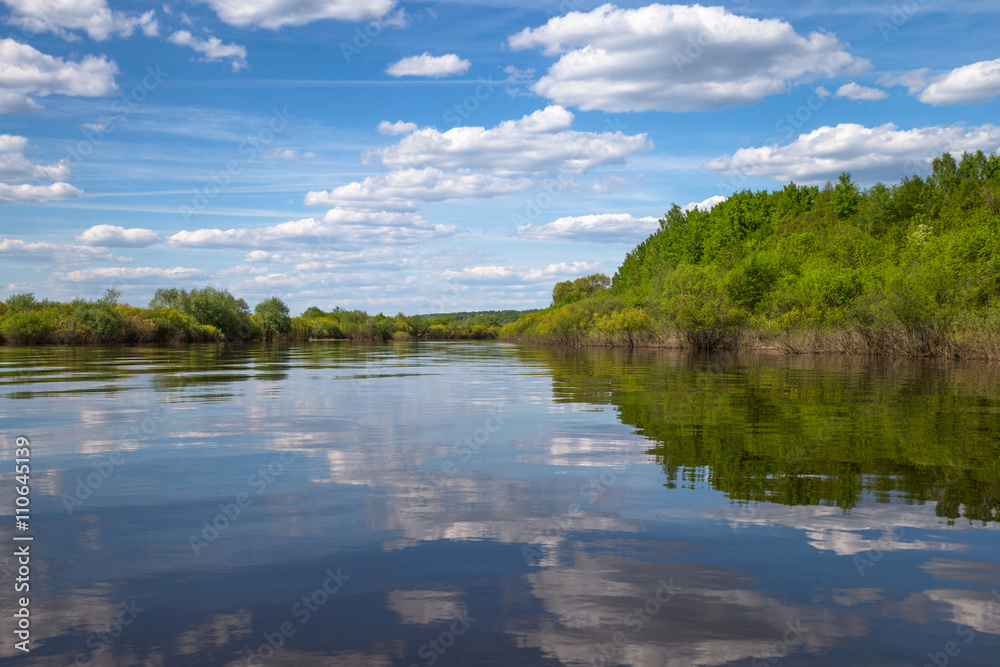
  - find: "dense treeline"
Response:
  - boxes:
[296,307,533,341]
[502,151,1000,358]
[0,286,532,345]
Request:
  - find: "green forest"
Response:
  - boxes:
[502,150,1000,358]
[0,285,530,345]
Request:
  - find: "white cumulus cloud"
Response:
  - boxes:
[2,0,157,41]
[308,107,648,215]
[76,225,159,247]
[517,213,659,243]
[508,3,869,112]
[0,135,70,182]
[196,0,395,29]
[919,58,1000,106]
[168,210,456,249]
[0,38,119,112]
[168,30,248,72]
[368,105,651,175]
[834,82,887,102]
[377,120,419,136]
[0,134,81,203]
[306,168,535,211]
[705,122,1000,185]
[386,53,471,78]
[880,59,1000,106]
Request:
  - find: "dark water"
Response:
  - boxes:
[1,343,998,666]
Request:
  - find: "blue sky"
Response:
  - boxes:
[2,0,999,314]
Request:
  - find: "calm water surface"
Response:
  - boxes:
[1,342,998,666]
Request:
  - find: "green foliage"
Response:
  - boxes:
[150,286,254,341]
[1,287,534,346]
[254,297,292,340]
[831,172,861,219]
[286,306,532,342]
[5,292,39,313]
[98,287,121,305]
[73,302,128,342]
[594,307,651,347]
[505,150,1000,356]
[552,273,610,306]
[0,311,54,344]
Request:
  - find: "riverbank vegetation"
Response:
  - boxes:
[502,151,1000,358]
[0,286,532,345]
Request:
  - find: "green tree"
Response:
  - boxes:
[98,287,121,305]
[832,172,861,219]
[255,297,292,341]
[552,273,611,305]
[149,286,254,340]
[5,292,38,313]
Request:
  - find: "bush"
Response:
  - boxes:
[887,274,953,354]
[594,307,651,347]
[0,311,54,345]
[73,303,128,343]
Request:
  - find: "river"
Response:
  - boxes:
[1,342,998,666]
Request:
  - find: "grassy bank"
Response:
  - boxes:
[0,287,529,346]
[501,151,1000,359]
